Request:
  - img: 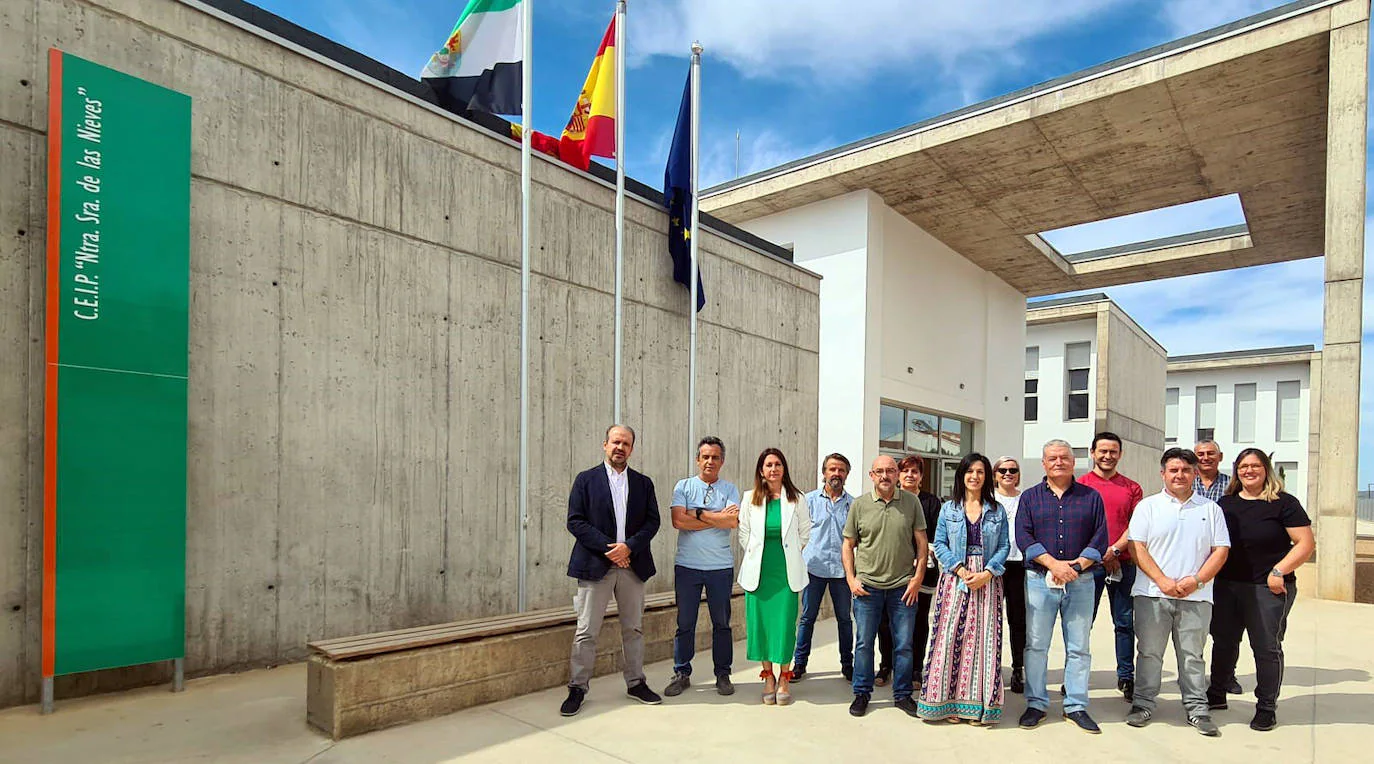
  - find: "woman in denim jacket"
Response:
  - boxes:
[916,452,1011,725]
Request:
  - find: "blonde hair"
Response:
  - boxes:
[1225,448,1285,502]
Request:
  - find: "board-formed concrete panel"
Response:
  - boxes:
[0,0,819,707]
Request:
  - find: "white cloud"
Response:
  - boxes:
[628,0,1131,83]
[698,128,836,189]
[1156,0,1288,38]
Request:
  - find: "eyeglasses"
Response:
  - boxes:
[996,468,1019,475]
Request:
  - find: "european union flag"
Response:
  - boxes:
[664,71,706,312]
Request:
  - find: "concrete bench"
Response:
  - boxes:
[306,588,746,739]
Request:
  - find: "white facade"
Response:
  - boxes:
[734,190,1025,496]
[1166,354,1316,508]
[1023,318,1098,481]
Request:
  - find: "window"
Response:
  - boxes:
[1234,383,1256,443]
[879,401,975,497]
[1165,388,1179,444]
[879,404,905,450]
[1024,346,1040,422]
[1072,447,1089,459]
[1196,385,1216,442]
[1277,381,1301,442]
[906,410,939,454]
[1064,342,1091,421]
[1275,461,1298,485]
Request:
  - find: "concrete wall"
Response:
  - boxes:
[1167,362,1313,507]
[734,191,1024,496]
[0,0,819,707]
[1099,307,1167,485]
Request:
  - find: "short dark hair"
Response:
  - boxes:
[897,455,924,473]
[697,435,725,458]
[1160,447,1199,469]
[822,452,851,471]
[1091,432,1122,452]
[605,424,636,444]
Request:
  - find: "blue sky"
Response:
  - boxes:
[256,0,1374,486]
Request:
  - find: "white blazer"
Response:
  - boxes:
[737,489,811,593]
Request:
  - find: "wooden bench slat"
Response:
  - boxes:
[307,589,730,661]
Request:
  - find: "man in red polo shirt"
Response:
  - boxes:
[1079,431,1144,703]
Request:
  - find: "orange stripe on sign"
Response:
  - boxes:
[42,47,63,679]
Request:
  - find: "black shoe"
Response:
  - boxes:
[1206,690,1229,711]
[560,687,586,717]
[1118,678,1134,703]
[663,672,690,697]
[790,667,806,682]
[1125,707,1152,727]
[894,697,921,717]
[1059,684,1066,696]
[849,693,871,717]
[1189,715,1221,737]
[1064,710,1101,734]
[1226,678,1243,695]
[875,667,892,687]
[1018,707,1046,728]
[715,675,734,696]
[1010,668,1025,694]
[1250,709,1277,731]
[842,666,854,682]
[626,682,662,705]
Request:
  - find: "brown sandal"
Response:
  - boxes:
[777,670,795,706]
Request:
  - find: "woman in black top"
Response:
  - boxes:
[1207,448,1315,731]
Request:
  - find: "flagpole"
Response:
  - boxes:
[518,0,533,614]
[688,41,701,460]
[613,0,626,423]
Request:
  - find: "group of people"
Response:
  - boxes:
[559,425,1315,738]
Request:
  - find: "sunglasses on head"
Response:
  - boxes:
[996,467,1019,475]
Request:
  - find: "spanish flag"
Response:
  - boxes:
[559,16,617,171]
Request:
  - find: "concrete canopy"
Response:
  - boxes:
[701,0,1366,297]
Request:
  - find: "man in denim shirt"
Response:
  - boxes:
[663,436,741,698]
[791,453,855,682]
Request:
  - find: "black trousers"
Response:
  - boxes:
[1003,561,1027,670]
[1208,578,1296,712]
[877,589,934,683]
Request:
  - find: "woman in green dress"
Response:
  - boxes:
[739,448,811,705]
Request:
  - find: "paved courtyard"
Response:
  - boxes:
[2,597,1371,763]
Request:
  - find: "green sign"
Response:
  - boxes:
[43,50,191,678]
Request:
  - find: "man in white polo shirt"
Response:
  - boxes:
[1125,447,1230,737]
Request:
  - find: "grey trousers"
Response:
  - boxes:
[1133,595,1213,716]
[569,568,647,690]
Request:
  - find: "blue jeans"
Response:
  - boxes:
[793,574,853,672]
[673,565,734,677]
[852,584,917,699]
[1093,563,1137,680]
[1025,569,1095,713]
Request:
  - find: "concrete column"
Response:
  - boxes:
[1316,20,1368,602]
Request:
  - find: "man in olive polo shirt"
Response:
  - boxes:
[843,455,929,718]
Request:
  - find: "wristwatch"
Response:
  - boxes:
[1270,567,1285,578]
[694,508,704,521]
[1069,562,1083,573]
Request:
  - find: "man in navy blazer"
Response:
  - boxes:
[561,424,663,716]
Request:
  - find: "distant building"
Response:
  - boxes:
[1024,294,1167,485]
[1166,346,1321,509]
